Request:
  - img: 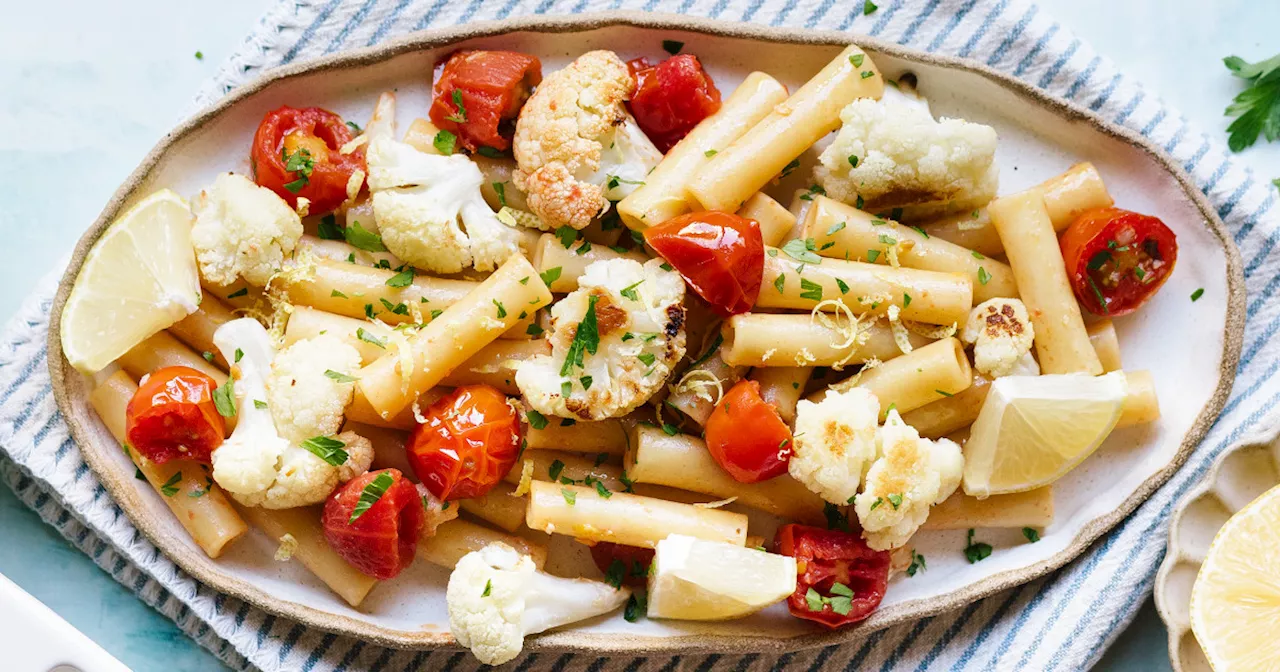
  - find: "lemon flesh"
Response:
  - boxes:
[60,190,201,373]
[1191,484,1280,671]
[647,534,796,621]
[962,372,1127,498]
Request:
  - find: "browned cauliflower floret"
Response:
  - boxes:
[512,51,662,231]
[961,298,1037,378]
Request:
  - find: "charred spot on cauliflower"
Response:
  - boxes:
[516,258,686,420]
[816,98,998,221]
[853,410,963,551]
[788,387,881,505]
[191,172,303,287]
[366,93,521,273]
[961,298,1036,378]
[512,50,662,231]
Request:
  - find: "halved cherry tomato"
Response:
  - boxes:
[406,385,523,501]
[250,106,365,214]
[430,50,542,153]
[1059,207,1178,316]
[704,380,792,483]
[125,366,225,465]
[322,469,425,580]
[626,54,722,153]
[644,211,763,317]
[774,524,890,628]
[589,542,655,588]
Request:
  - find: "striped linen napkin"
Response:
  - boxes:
[3,0,1278,670]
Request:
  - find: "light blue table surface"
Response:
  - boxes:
[2,1,1277,670]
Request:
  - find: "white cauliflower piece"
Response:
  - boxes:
[447,542,631,665]
[853,410,963,550]
[211,319,373,509]
[512,50,662,230]
[366,95,521,273]
[266,333,361,444]
[961,298,1036,378]
[816,98,999,220]
[788,388,881,505]
[191,172,303,286]
[516,259,685,420]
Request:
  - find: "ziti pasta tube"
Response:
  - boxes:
[803,195,1017,303]
[749,366,814,424]
[1087,319,1123,373]
[296,234,402,269]
[689,45,884,212]
[90,371,248,559]
[168,292,237,369]
[720,313,931,368]
[625,425,827,525]
[923,487,1054,530]
[819,337,973,418]
[530,233,647,293]
[901,374,993,439]
[419,518,547,570]
[738,192,797,247]
[525,481,748,548]
[988,192,1102,375]
[120,331,226,385]
[236,504,377,607]
[755,251,973,326]
[919,163,1115,258]
[666,347,745,426]
[619,71,790,230]
[526,418,628,456]
[458,481,527,533]
[356,255,552,418]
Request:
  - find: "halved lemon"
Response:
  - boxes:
[961,372,1127,497]
[647,535,796,621]
[1191,484,1280,671]
[60,190,201,373]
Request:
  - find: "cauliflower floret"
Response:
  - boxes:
[266,333,361,444]
[788,388,881,505]
[961,298,1036,378]
[816,98,999,220]
[191,172,303,286]
[512,50,662,230]
[853,410,963,550]
[447,542,630,665]
[211,318,373,509]
[516,259,685,420]
[366,94,521,273]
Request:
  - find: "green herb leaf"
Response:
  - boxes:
[637,352,656,367]
[866,249,881,263]
[661,423,680,437]
[226,288,248,299]
[385,269,414,287]
[350,472,396,524]
[907,550,926,577]
[212,378,236,417]
[605,559,627,589]
[160,472,182,497]
[690,333,724,368]
[433,129,457,155]
[963,528,993,563]
[1221,53,1280,152]
[561,488,577,505]
[526,322,545,337]
[492,181,508,207]
[887,493,903,509]
[594,480,612,499]
[799,278,824,301]
[903,293,912,309]
[527,410,549,430]
[357,328,387,348]
[662,40,684,55]
[774,273,786,294]
[827,221,847,236]
[624,591,646,622]
[301,436,349,466]
[704,149,718,157]
[556,226,579,249]
[476,146,504,158]
[493,299,507,319]
[977,266,991,285]
[850,54,865,68]
[324,370,358,383]
[1023,527,1041,543]
[539,266,563,287]
[202,351,215,363]
[864,1,878,16]
[344,221,387,252]
[580,375,593,390]
[317,214,344,240]
[482,579,492,597]
[561,295,601,375]
[620,280,644,301]
[780,158,801,179]
[330,289,348,299]
[782,238,823,264]
[1191,287,1205,302]
[445,89,468,123]
[823,502,850,532]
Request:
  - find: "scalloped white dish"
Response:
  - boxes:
[1155,426,1280,671]
[48,11,1243,657]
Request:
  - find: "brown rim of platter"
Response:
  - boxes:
[47,10,1245,656]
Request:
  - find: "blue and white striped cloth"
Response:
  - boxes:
[4,0,1278,669]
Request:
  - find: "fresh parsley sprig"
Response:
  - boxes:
[1222,52,1280,152]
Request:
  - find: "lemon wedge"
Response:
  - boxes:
[60,190,201,373]
[961,372,1127,498]
[647,535,796,621]
[1191,484,1280,671]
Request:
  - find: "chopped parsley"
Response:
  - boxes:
[349,472,395,524]
[619,280,644,301]
[704,149,718,157]
[560,295,601,375]
[887,493,903,509]
[903,293,912,309]
[1222,52,1280,151]
[661,423,680,436]
[624,592,647,622]
[445,89,468,123]
[836,278,851,295]
[556,226,579,248]
[782,237,823,264]
[561,488,577,505]
[433,129,457,155]
[324,370,358,383]
[526,322,545,337]
[301,436,349,466]
[580,375,593,390]
[492,182,507,207]
[160,472,183,497]
[357,327,386,348]
[799,278,824,301]
[780,158,801,179]
[482,579,492,597]
[593,480,612,499]
[850,53,865,68]
[805,582,855,615]
[253,399,268,410]
[226,287,248,299]
[386,269,414,287]
[972,250,986,260]
[539,266,563,286]
[527,410,549,430]
[963,528,993,563]
[330,289,348,299]
[493,299,507,319]
[202,351,215,363]
[1023,527,1041,543]
[690,333,724,368]
[866,249,881,263]
[662,40,684,55]
[281,147,314,193]
[476,146,504,158]
[827,221,847,236]
[774,274,786,293]
[1191,287,1205,302]
[906,550,927,577]
[317,214,344,240]
[548,459,566,481]
[344,221,387,252]
[212,378,236,417]
[823,502,850,532]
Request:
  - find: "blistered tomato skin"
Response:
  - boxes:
[322,469,425,580]
[589,542,655,588]
[250,106,365,214]
[643,211,764,317]
[704,380,793,483]
[430,50,542,153]
[406,385,523,501]
[124,366,225,465]
[774,524,890,628]
[1059,207,1178,317]
[626,54,722,153]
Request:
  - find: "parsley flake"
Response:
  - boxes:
[350,472,395,524]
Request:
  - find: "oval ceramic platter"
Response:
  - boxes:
[1155,426,1280,671]
[48,11,1242,656]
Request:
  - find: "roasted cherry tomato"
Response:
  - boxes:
[250,106,364,214]
[406,385,522,501]
[124,366,225,465]
[644,211,763,317]
[430,50,542,153]
[1059,207,1178,316]
[774,524,890,628]
[626,54,722,153]
[322,469,425,580]
[704,380,792,483]
[589,542,655,588]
